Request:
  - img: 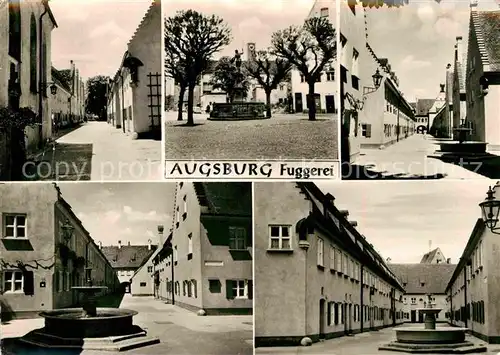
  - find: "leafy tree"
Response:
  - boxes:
[210,57,251,103]
[245,51,291,118]
[272,17,336,121]
[85,75,111,120]
[164,10,231,126]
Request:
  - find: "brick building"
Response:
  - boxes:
[152,182,252,315]
[254,182,405,347]
[0,183,118,320]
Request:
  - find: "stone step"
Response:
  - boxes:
[83,336,161,352]
[379,341,487,354]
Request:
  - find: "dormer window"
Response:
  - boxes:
[320,7,329,18]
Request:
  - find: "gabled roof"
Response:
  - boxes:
[415,99,435,116]
[420,248,440,263]
[101,245,157,269]
[193,182,252,216]
[471,10,500,72]
[51,67,71,93]
[390,263,456,294]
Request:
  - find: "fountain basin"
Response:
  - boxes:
[396,327,467,344]
[40,308,138,338]
[438,141,488,154]
[208,102,268,121]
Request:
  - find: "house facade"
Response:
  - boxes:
[465,6,500,151]
[0,0,57,151]
[50,66,72,130]
[254,182,405,347]
[101,240,157,294]
[290,0,336,116]
[0,183,118,320]
[358,49,415,149]
[390,263,456,323]
[107,0,161,137]
[152,182,253,315]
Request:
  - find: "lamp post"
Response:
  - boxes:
[479,186,500,234]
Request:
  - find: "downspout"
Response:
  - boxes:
[463,266,468,328]
[171,244,175,305]
[121,72,125,133]
[38,2,49,147]
[360,264,364,333]
[449,290,453,324]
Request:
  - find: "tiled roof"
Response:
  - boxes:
[101,245,157,269]
[390,264,457,294]
[420,248,439,263]
[415,99,435,115]
[193,183,252,216]
[471,10,500,72]
[51,67,71,93]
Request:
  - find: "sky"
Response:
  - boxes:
[58,183,175,247]
[365,0,500,102]
[317,180,494,264]
[163,0,320,58]
[50,0,154,80]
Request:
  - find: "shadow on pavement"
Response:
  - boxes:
[172,123,205,127]
[342,164,447,180]
[24,143,93,181]
[430,153,500,179]
[93,291,125,308]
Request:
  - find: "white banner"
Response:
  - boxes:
[165,160,340,180]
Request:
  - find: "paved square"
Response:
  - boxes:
[164,111,339,160]
[256,324,496,355]
[1,294,253,355]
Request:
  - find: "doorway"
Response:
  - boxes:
[411,310,416,323]
[319,299,326,339]
[294,93,303,113]
[325,95,335,114]
[348,304,352,334]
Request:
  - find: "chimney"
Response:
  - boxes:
[98,241,102,249]
[447,258,451,264]
[339,210,349,218]
[439,84,445,93]
[470,0,478,8]
[148,239,152,250]
[350,221,358,227]
[118,240,122,249]
[158,225,165,246]
[128,241,130,246]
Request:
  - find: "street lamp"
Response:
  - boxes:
[479,186,500,233]
[42,82,58,95]
[363,69,383,95]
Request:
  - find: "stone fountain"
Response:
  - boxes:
[430,127,490,161]
[379,294,486,353]
[20,267,160,351]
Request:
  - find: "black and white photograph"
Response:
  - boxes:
[254,180,500,354]
[0,182,253,355]
[340,0,500,180]
[163,0,338,179]
[0,0,162,181]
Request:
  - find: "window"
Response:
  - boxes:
[29,14,37,93]
[300,75,305,83]
[330,246,336,270]
[336,249,342,271]
[269,225,291,250]
[174,246,178,263]
[176,207,180,225]
[362,124,372,138]
[343,253,348,274]
[326,71,335,81]
[140,282,146,287]
[317,237,324,267]
[147,266,153,273]
[188,233,193,256]
[404,297,407,304]
[227,280,251,299]
[209,279,221,293]
[411,297,417,304]
[3,214,27,238]
[229,227,247,250]
[8,0,22,61]
[3,270,23,292]
[320,7,329,18]
[351,48,359,78]
[183,196,187,219]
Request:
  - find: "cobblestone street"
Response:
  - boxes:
[164,111,338,161]
[25,122,161,181]
[348,134,490,180]
[1,294,253,355]
[256,324,497,355]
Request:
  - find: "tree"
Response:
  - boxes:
[164,10,231,126]
[210,57,251,103]
[272,17,336,121]
[245,51,292,118]
[85,75,111,120]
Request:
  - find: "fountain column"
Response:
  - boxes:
[423,311,437,330]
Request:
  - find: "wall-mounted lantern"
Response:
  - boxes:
[479,186,500,234]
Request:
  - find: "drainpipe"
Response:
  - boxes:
[360,264,364,333]
[38,2,49,147]
[121,73,125,132]
[449,290,453,324]
[171,245,175,305]
[463,266,468,328]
